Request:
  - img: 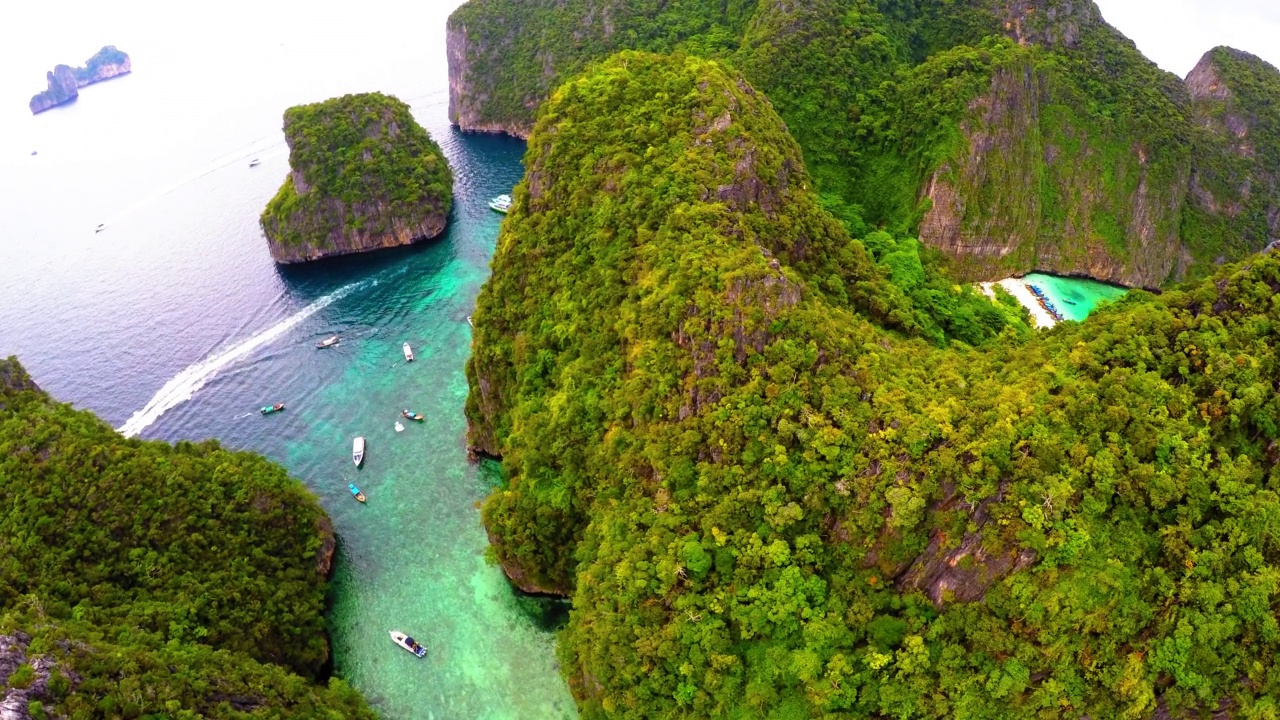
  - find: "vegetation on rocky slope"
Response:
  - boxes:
[261,92,453,263]
[1184,47,1280,276]
[0,357,375,718]
[468,53,1280,719]
[448,0,1280,286]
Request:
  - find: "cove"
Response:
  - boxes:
[1023,272,1130,323]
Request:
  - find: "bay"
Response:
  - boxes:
[0,2,576,718]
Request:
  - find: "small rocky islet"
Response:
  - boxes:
[29,45,131,114]
[259,92,454,264]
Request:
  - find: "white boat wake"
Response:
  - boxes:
[117,281,370,438]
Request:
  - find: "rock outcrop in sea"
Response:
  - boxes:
[260,92,454,264]
[29,46,131,114]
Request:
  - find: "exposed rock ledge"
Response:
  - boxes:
[0,632,80,720]
[29,46,131,114]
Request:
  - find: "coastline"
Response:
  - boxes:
[980,279,1058,329]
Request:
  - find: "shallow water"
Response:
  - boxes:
[1024,272,1129,323]
[0,4,576,718]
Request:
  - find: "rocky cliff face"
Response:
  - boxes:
[447,0,1265,287]
[446,22,532,139]
[260,93,454,264]
[29,65,79,114]
[0,632,78,720]
[29,46,130,114]
[919,48,1192,288]
[1182,47,1280,275]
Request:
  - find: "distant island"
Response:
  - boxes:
[29,45,131,114]
[260,92,454,264]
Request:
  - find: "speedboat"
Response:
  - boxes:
[401,410,425,422]
[260,403,285,415]
[349,483,366,503]
[390,630,427,658]
[403,343,414,362]
[466,315,473,328]
[316,335,340,349]
[353,436,366,467]
[95,223,106,233]
[489,194,512,214]
[249,158,261,167]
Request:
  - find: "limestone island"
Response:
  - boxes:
[29,46,131,114]
[260,92,454,264]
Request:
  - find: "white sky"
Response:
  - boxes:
[1095,0,1280,76]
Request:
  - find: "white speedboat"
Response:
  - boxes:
[403,342,414,362]
[249,158,261,167]
[489,194,512,214]
[316,335,340,349]
[95,223,106,233]
[390,630,426,658]
[352,436,366,467]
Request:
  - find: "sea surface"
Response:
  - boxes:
[0,3,575,718]
[0,5,1129,718]
[1024,272,1129,323]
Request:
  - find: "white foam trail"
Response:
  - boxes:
[117,281,368,438]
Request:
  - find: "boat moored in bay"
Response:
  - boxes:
[489,194,512,214]
[401,409,424,422]
[317,335,340,349]
[260,403,285,415]
[403,342,414,362]
[349,482,366,503]
[353,436,366,467]
[390,630,427,658]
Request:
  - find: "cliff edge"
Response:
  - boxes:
[259,92,454,264]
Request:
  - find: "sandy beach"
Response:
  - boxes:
[980,279,1058,329]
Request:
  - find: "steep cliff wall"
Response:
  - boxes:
[446,0,1223,286]
[1182,47,1280,277]
[29,46,131,114]
[917,40,1191,288]
[260,93,453,264]
[29,65,79,114]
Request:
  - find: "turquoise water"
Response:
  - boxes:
[0,3,577,717]
[1024,272,1129,323]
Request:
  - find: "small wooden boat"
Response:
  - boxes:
[349,483,366,503]
[401,410,425,422]
[316,335,340,349]
[390,630,427,658]
[260,403,285,415]
[353,437,366,467]
[249,158,261,167]
[403,343,414,362]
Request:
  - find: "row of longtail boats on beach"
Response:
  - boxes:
[1025,282,1076,323]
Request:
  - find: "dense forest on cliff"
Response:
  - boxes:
[448,0,1280,286]
[261,92,453,262]
[467,52,1280,719]
[0,358,375,717]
